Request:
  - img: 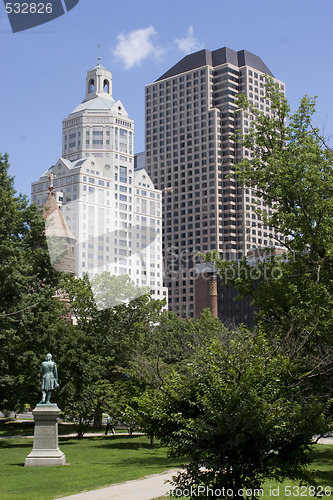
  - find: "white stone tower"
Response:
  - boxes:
[32,61,168,305]
[62,62,133,162]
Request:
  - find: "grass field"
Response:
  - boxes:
[0,431,184,500]
[1,420,332,500]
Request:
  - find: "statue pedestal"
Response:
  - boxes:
[25,404,66,467]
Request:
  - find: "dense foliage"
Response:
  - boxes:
[0,153,69,410]
[139,322,330,499]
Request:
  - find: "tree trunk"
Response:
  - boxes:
[93,406,103,430]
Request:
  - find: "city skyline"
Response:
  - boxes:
[1,0,333,198]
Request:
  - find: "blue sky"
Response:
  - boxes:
[1,0,333,198]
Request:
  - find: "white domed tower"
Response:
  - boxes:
[62,61,133,162]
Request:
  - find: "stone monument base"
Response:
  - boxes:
[25,404,66,467]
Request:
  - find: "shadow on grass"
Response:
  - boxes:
[309,446,333,487]
[312,448,333,463]
[0,440,32,450]
[312,470,333,487]
[0,421,34,436]
[89,435,158,451]
[0,437,77,449]
[88,456,181,466]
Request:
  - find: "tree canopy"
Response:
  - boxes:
[139,319,331,499]
[202,81,333,401]
[0,153,69,410]
[234,79,333,271]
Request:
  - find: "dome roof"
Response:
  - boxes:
[69,95,116,114]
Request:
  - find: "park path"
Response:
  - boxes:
[0,431,144,439]
[54,468,180,500]
[317,437,333,445]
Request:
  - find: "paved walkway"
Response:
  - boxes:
[317,436,333,445]
[0,431,143,440]
[55,469,180,500]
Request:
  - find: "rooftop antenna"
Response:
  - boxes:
[98,44,101,64]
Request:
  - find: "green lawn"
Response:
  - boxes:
[265,446,333,499]
[0,433,184,500]
[1,419,332,500]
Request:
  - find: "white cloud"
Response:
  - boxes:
[175,26,203,55]
[113,26,163,69]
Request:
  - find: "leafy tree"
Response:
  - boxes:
[60,272,166,433]
[63,273,165,374]
[234,81,333,268]
[139,321,331,499]
[0,153,70,411]
[128,311,197,387]
[202,82,333,400]
[90,271,149,310]
[56,323,102,437]
[101,311,197,436]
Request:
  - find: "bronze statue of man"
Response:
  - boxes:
[39,353,59,404]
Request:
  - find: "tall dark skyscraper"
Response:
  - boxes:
[145,47,286,317]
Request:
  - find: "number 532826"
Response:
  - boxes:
[5,3,53,14]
